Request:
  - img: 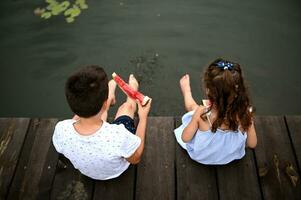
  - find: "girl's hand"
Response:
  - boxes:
[192,105,206,121]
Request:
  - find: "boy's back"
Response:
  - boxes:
[53,119,140,180]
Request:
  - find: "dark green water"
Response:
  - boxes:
[0,0,301,117]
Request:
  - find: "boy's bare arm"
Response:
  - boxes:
[126,100,152,164]
[126,118,147,164]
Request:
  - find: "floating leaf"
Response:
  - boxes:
[41,12,52,19]
[70,5,81,17]
[64,8,73,16]
[37,0,88,23]
[75,0,84,5]
[46,0,58,13]
[51,7,61,15]
[79,3,88,9]
[76,0,88,9]
[46,0,58,6]
[46,5,52,10]
[66,17,75,23]
[60,1,70,10]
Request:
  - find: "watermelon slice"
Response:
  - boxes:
[112,72,150,106]
[202,99,212,107]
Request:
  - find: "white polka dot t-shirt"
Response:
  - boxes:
[52,119,141,180]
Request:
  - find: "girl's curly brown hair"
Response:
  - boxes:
[202,58,253,132]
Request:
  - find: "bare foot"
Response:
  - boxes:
[180,74,192,96]
[125,74,139,109]
[180,74,198,111]
[128,74,139,91]
[108,80,117,106]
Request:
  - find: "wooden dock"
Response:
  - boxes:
[0,116,300,200]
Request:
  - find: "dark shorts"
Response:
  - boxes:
[112,115,136,134]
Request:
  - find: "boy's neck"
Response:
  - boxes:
[73,114,104,135]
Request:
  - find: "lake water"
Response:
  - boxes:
[0,0,301,117]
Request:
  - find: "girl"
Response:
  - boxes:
[174,58,257,165]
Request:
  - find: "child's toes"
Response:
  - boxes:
[108,80,117,106]
[180,74,189,85]
[180,74,191,93]
[129,74,139,90]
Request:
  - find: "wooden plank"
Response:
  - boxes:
[7,118,59,200]
[285,116,301,174]
[93,165,135,199]
[254,116,301,200]
[136,117,175,200]
[50,155,94,200]
[0,118,30,200]
[216,149,262,200]
[37,139,60,199]
[92,117,136,199]
[175,117,218,200]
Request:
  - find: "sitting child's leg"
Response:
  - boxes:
[100,79,117,122]
[114,74,138,119]
[113,74,138,133]
[180,74,198,112]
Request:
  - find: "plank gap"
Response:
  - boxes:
[133,165,137,200]
[284,116,301,174]
[214,167,221,200]
[251,148,265,200]
[90,179,96,200]
[173,117,178,200]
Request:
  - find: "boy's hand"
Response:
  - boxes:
[137,99,152,119]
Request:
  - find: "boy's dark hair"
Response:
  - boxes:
[202,58,253,132]
[65,65,108,118]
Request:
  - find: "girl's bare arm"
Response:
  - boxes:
[246,121,257,148]
[181,106,206,142]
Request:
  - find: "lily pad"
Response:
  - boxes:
[51,7,61,15]
[76,0,88,9]
[41,12,52,19]
[46,0,56,3]
[79,4,88,9]
[70,5,81,17]
[66,17,75,23]
[37,0,88,23]
[64,8,73,16]
[60,1,71,10]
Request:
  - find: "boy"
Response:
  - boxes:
[52,65,151,180]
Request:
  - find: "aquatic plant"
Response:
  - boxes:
[34,0,88,23]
